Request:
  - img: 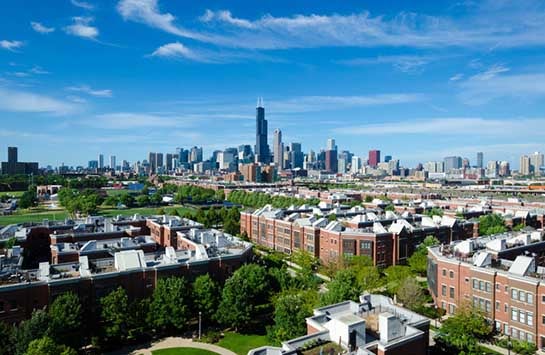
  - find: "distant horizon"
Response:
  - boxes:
[2,1,545,167]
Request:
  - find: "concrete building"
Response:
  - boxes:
[427,229,545,348]
[255,97,270,164]
[98,154,104,170]
[273,129,283,170]
[520,155,531,175]
[530,152,544,176]
[351,156,362,174]
[444,156,462,171]
[109,155,116,171]
[477,152,484,169]
[325,150,338,173]
[250,294,430,355]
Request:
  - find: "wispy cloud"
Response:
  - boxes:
[30,21,55,34]
[457,65,545,104]
[337,55,438,73]
[29,66,49,75]
[150,42,205,62]
[449,73,464,81]
[64,17,99,40]
[70,0,94,10]
[333,117,545,136]
[0,40,24,52]
[66,85,112,97]
[0,87,78,114]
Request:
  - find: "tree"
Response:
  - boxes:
[435,304,493,354]
[19,190,37,209]
[0,321,15,355]
[127,298,150,341]
[150,193,163,205]
[48,292,82,349]
[149,277,191,334]
[364,195,373,203]
[356,265,383,293]
[270,291,315,342]
[408,236,440,275]
[321,269,361,305]
[103,195,118,207]
[193,274,219,323]
[396,278,425,310]
[479,214,506,236]
[24,336,76,355]
[384,265,413,295]
[135,194,150,207]
[100,287,129,344]
[217,264,269,331]
[118,192,135,208]
[15,309,51,355]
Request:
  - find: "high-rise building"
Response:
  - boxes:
[98,154,104,170]
[273,129,283,169]
[166,153,173,171]
[530,152,544,176]
[325,150,338,173]
[8,147,17,165]
[351,156,361,174]
[148,152,157,173]
[156,153,164,169]
[88,160,98,170]
[289,142,304,169]
[109,155,116,170]
[443,156,462,171]
[326,138,337,151]
[190,146,203,163]
[368,150,380,168]
[476,152,483,168]
[255,98,270,164]
[177,148,189,164]
[519,155,531,175]
[1,147,39,175]
[384,155,392,163]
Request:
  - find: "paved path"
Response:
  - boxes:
[126,337,237,355]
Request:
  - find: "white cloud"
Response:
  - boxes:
[89,112,191,129]
[151,42,204,61]
[0,87,78,114]
[0,40,24,51]
[333,117,545,136]
[457,66,545,104]
[29,66,49,75]
[338,55,437,73]
[70,0,94,10]
[30,21,55,34]
[449,73,464,81]
[66,85,112,97]
[64,17,99,39]
[117,0,207,40]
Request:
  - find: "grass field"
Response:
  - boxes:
[0,205,195,226]
[0,191,25,198]
[216,332,270,355]
[152,348,219,355]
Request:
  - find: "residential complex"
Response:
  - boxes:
[0,215,252,324]
[250,293,430,355]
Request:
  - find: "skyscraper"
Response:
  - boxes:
[444,156,462,171]
[326,138,337,151]
[255,97,270,164]
[148,152,157,173]
[109,155,116,170]
[520,155,531,175]
[273,129,283,169]
[530,152,544,176]
[289,142,304,169]
[98,154,104,170]
[477,152,483,169]
[368,150,380,167]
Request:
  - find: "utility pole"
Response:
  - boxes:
[198,311,202,340]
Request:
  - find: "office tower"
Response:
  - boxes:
[462,158,470,169]
[477,152,483,169]
[176,148,189,164]
[530,152,544,176]
[519,155,531,175]
[273,129,283,169]
[255,97,270,164]
[109,155,116,170]
[499,161,510,177]
[368,150,380,168]
[218,151,236,171]
[325,150,338,173]
[156,153,164,169]
[190,146,203,163]
[351,156,361,174]
[8,147,17,165]
[1,147,38,175]
[166,153,173,171]
[443,156,462,171]
[238,145,253,163]
[486,161,498,178]
[384,155,392,163]
[148,152,157,173]
[88,160,98,169]
[326,138,337,151]
[289,143,304,169]
[98,154,104,169]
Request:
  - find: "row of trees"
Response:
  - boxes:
[227,190,320,209]
[174,185,224,204]
[0,174,109,192]
[57,188,104,216]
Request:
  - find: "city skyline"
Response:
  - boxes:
[2,1,545,166]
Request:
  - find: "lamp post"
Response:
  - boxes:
[198,311,202,340]
[507,335,511,355]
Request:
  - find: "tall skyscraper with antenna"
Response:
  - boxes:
[255,97,270,164]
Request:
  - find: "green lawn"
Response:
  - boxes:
[152,348,219,355]
[216,332,270,355]
[0,191,25,198]
[0,205,195,226]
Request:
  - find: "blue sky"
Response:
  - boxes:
[1,0,545,168]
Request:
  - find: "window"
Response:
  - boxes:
[505,304,508,313]
[519,291,526,303]
[542,315,545,325]
[485,300,491,313]
[450,287,455,298]
[528,312,533,326]
[512,328,519,339]
[542,294,545,303]
[449,270,454,279]
[512,308,518,321]
[442,269,447,276]
[448,304,455,315]
[473,279,478,289]
[527,293,534,305]
[520,312,526,324]
[480,280,485,291]
[442,285,447,297]
[441,301,446,310]
[485,282,491,293]
[495,301,500,310]
[528,334,534,344]
[496,283,500,290]
[512,289,518,300]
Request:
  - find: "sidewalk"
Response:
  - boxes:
[111,337,237,355]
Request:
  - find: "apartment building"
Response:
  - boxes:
[250,293,430,355]
[427,229,545,349]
